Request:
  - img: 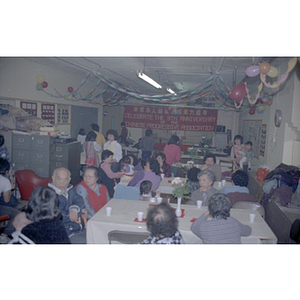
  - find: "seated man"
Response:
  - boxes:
[13,167,87,244]
[219,170,249,195]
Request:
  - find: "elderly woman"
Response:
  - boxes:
[140,202,184,244]
[128,158,161,192]
[155,152,171,178]
[12,186,70,244]
[200,153,222,181]
[76,166,110,219]
[190,193,252,244]
[188,169,218,206]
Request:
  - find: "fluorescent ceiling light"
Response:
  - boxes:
[137,70,162,89]
[166,87,177,95]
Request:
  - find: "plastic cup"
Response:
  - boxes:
[250,213,256,223]
[197,200,203,208]
[161,174,165,179]
[106,207,112,216]
[137,212,144,222]
[156,197,163,204]
[222,179,226,186]
[218,181,222,188]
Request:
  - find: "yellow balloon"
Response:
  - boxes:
[267,66,278,78]
[66,94,72,100]
[36,75,45,83]
[257,105,266,111]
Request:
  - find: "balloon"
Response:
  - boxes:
[267,66,279,78]
[268,95,273,99]
[41,81,48,88]
[267,99,273,106]
[259,62,271,74]
[66,94,72,100]
[262,96,269,103]
[249,107,256,115]
[68,87,73,93]
[230,83,246,101]
[256,98,263,104]
[172,109,178,115]
[36,83,43,90]
[257,107,264,114]
[257,105,266,111]
[36,75,45,84]
[167,106,173,112]
[246,65,260,77]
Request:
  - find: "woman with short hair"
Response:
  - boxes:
[201,153,222,181]
[163,135,181,166]
[190,193,252,244]
[155,152,171,178]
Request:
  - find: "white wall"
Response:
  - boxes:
[0,58,103,134]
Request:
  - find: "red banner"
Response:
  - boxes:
[123,105,218,132]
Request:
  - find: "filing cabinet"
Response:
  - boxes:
[11,133,81,186]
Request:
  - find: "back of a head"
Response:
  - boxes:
[168,135,179,145]
[85,131,97,141]
[148,158,160,175]
[232,170,249,187]
[208,193,231,219]
[91,123,99,132]
[0,158,9,174]
[25,186,61,223]
[0,135,4,147]
[146,202,178,238]
[140,180,152,195]
[187,167,201,182]
[145,129,153,137]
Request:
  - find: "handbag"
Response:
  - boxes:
[85,142,96,166]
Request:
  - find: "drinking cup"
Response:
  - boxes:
[250,213,256,223]
[161,174,165,179]
[106,207,112,216]
[218,181,222,188]
[222,179,226,186]
[137,212,144,222]
[156,197,163,204]
[197,200,203,208]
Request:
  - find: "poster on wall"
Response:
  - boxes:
[57,105,70,124]
[20,101,37,116]
[122,105,218,132]
[41,103,55,124]
[260,124,267,157]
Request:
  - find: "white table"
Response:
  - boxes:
[86,198,277,244]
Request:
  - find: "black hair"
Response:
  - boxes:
[234,135,243,144]
[121,122,125,126]
[245,141,253,146]
[85,131,97,141]
[106,129,118,140]
[25,186,61,222]
[118,154,138,171]
[148,158,160,175]
[155,152,166,161]
[78,128,86,135]
[145,129,153,137]
[90,123,100,132]
[167,135,179,145]
[0,158,9,174]
[146,202,179,238]
[208,193,231,220]
[101,150,114,161]
[0,135,4,147]
[231,170,249,187]
[84,166,101,183]
[123,156,131,164]
[187,167,201,182]
[203,153,216,164]
[140,180,152,195]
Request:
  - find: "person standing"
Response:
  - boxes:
[140,129,155,166]
[230,135,246,170]
[118,122,128,144]
[90,123,106,148]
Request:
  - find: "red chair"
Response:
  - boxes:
[226,192,256,207]
[14,170,52,201]
[0,215,10,229]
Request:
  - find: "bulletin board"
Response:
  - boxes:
[242,119,262,159]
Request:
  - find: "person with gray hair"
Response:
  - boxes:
[190,193,252,244]
[188,169,218,206]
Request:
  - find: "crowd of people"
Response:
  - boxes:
[0,126,256,245]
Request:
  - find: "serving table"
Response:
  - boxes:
[86,198,277,244]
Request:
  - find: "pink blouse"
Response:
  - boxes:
[231,144,246,164]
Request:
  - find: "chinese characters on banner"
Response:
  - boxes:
[122,105,218,132]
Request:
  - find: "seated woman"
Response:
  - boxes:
[140,202,184,244]
[76,167,110,219]
[188,169,218,206]
[219,170,249,194]
[12,186,71,244]
[190,193,252,244]
[99,150,124,198]
[0,158,18,207]
[200,153,222,181]
[155,152,171,178]
[128,158,161,192]
[186,166,201,194]
[83,131,101,168]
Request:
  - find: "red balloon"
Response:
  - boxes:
[259,62,271,74]
[249,107,256,115]
[230,83,246,102]
[41,81,48,88]
[167,106,173,112]
[68,87,73,93]
[256,98,263,104]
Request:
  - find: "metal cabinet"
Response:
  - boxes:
[213,132,227,150]
[11,133,81,186]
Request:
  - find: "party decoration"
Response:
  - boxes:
[41,81,48,88]
[36,75,45,84]
[267,66,279,78]
[249,106,256,115]
[259,62,271,74]
[66,94,72,100]
[167,106,173,112]
[36,83,43,90]
[246,65,260,77]
[230,83,246,101]
[257,105,266,112]
[68,87,73,93]
[172,109,178,115]
[267,99,273,106]
[256,107,264,113]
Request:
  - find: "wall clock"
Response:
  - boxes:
[274,109,282,127]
